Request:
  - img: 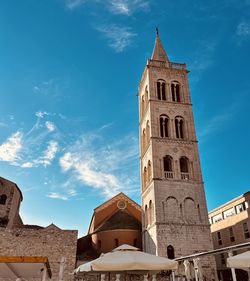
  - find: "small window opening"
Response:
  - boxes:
[0,194,7,205]
[167,245,175,259]
[243,223,250,239]
[133,238,138,247]
[115,238,119,247]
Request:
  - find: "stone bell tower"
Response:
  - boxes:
[139,30,217,279]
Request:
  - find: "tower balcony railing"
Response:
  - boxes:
[181,172,190,180]
[148,59,186,70]
[164,171,173,179]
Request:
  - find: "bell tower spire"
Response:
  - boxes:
[151,28,169,62]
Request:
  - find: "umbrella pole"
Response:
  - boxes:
[228,252,237,281]
[172,271,175,281]
[41,267,47,281]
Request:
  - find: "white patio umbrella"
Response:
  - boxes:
[227,251,250,270]
[75,244,178,273]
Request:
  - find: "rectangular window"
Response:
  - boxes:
[213,213,223,223]
[229,227,235,242]
[236,203,246,214]
[243,223,250,239]
[245,201,249,209]
[217,231,222,245]
[221,253,226,265]
[223,207,236,218]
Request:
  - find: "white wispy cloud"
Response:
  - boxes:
[65,0,86,10]
[22,140,59,168]
[59,132,139,198]
[236,20,250,37]
[35,111,49,118]
[45,121,56,132]
[47,192,69,201]
[97,25,137,53]
[41,141,59,167]
[64,0,150,14]
[107,0,150,15]
[0,131,23,162]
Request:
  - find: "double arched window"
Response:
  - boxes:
[175,116,184,139]
[0,194,7,205]
[171,81,181,102]
[141,121,150,153]
[143,161,152,190]
[159,115,169,138]
[157,80,166,101]
[163,155,173,179]
[180,157,190,180]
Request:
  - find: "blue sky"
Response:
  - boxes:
[0,0,250,236]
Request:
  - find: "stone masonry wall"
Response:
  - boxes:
[0,227,78,281]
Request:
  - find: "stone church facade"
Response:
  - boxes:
[138,31,217,279]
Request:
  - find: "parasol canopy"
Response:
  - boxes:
[75,244,178,273]
[227,251,250,270]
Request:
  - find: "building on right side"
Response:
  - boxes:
[209,191,250,281]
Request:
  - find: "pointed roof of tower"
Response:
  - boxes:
[151,28,169,62]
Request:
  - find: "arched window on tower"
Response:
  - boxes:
[157,80,166,101]
[148,200,152,225]
[171,81,181,102]
[0,194,7,205]
[141,95,145,116]
[149,200,154,225]
[159,115,169,138]
[180,157,190,180]
[167,245,175,259]
[147,160,152,183]
[144,167,147,188]
[163,155,173,179]
[146,121,150,144]
[142,129,146,152]
[175,116,184,139]
[145,86,149,104]
[145,205,148,227]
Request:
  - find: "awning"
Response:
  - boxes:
[0,256,52,279]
